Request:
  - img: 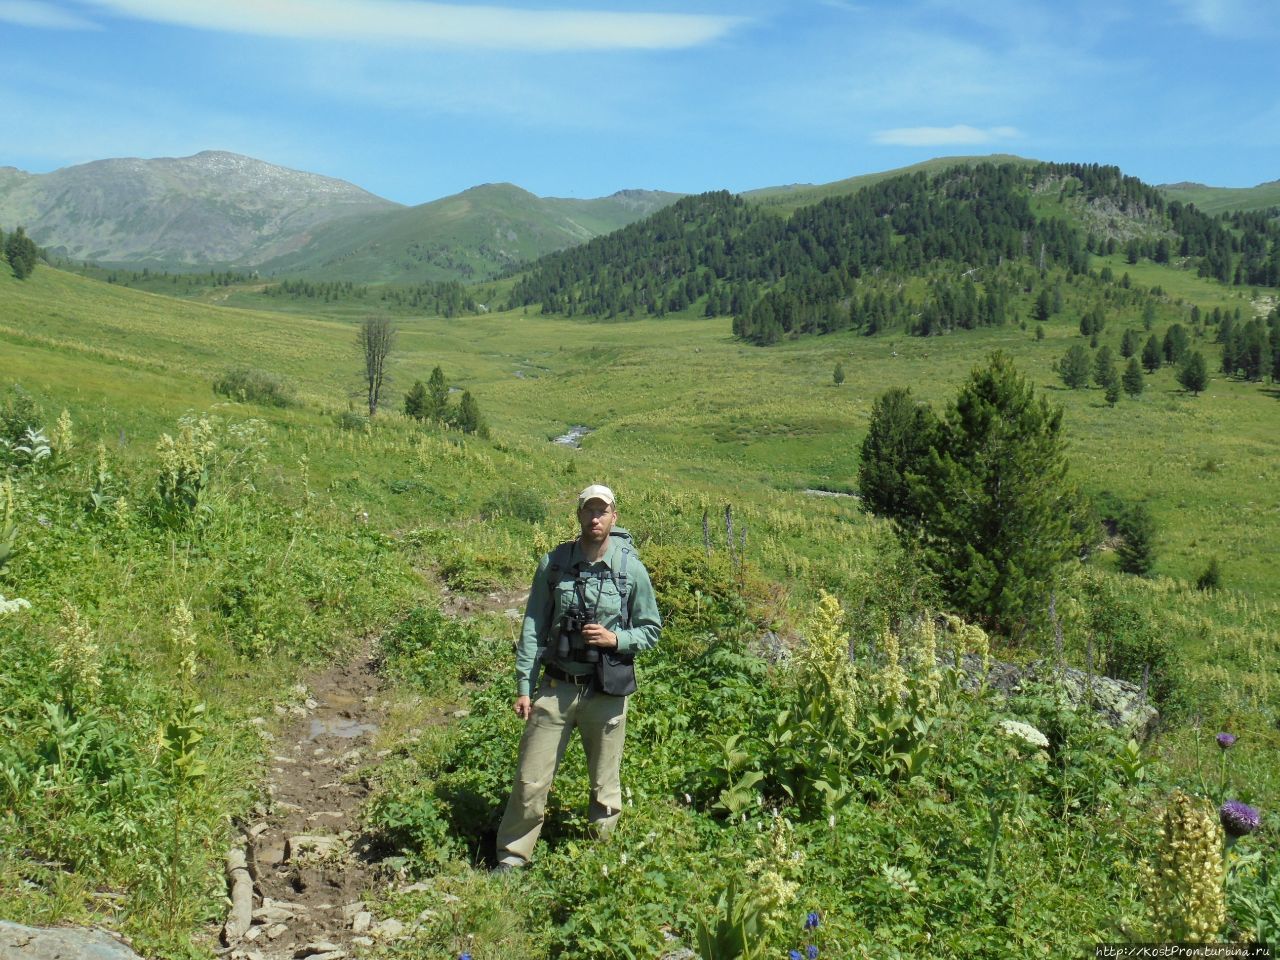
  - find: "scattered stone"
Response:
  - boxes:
[248,822,270,839]
[372,918,405,939]
[264,923,289,940]
[340,902,367,921]
[294,940,343,958]
[304,698,319,710]
[450,709,470,719]
[351,911,372,933]
[285,834,342,862]
[243,927,262,942]
[250,717,267,726]
[398,882,432,894]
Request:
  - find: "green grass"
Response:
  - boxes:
[1159,180,1280,215]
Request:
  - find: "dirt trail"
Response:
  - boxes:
[222,586,528,960]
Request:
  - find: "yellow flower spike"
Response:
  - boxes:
[1143,790,1226,942]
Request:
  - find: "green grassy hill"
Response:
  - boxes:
[254,182,680,284]
[1159,179,1280,214]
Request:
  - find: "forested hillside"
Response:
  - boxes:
[508,162,1280,345]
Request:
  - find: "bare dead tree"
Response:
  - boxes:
[357,316,396,417]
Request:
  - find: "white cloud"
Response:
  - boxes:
[872,124,1021,146]
[1172,0,1280,37]
[0,0,98,29]
[77,0,743,51]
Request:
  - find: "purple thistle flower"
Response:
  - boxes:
[805,911,820,930]
[1219,800,1262,838]
[807,946,819,959]
[1216,732,1238,750]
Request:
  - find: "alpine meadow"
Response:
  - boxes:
[2,149,1279,960]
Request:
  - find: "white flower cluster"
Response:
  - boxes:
[0,595,31,616]
[998,718,1050,750]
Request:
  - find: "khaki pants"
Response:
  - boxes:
[495,678,628,865]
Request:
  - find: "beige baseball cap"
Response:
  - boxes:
[577,483,616,507]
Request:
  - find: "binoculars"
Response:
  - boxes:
[555,606,600,663]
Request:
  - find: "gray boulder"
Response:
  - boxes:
[0,922,143,960]
[952,652,1159,739]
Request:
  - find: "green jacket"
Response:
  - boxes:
[515,536,661,696]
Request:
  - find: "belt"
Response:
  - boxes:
[544,663,594,686]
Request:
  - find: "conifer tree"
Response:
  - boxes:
[907,353,1082,636]
[1060,344,1091,389]
[403,380,427,420]
[858,387,938,522]
[1123,357,1145,398]
[427,366,449,421]
[455,390,487,436]
[1094,346,1118,389]
[1120,328,1140,358]
[833,361,845,386]
[1142,335,1163,373]
[1115,504,1157,576]
[1177,352,1208,396]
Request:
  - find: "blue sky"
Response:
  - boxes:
[1,0,1277,205]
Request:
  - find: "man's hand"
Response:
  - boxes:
[514,695,532,720]
[582,623,618,649]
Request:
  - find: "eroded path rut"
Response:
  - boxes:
[223,586,528,960]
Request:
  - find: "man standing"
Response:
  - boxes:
[494,484,662,871]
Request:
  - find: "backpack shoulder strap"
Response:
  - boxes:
[544,540,576,589]
[608,534,634,629]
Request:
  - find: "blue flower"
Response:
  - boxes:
[459,954,472,960]
[790,951,803,960]
[807,946,819,959]
[805,911,820,930]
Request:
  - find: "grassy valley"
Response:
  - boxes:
[1,158,1279,958]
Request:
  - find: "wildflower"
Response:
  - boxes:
[53,601,102,694]
[53,409,73,452]
[459,954,472,960]
[1215,732,1237,750]
[998,719,1049,750]
[790,952,803,960]
[827,814,835,830]
[1219,801,1261,839]
[0,595,31,616]
[805,911,820,930]
[601,864,608,877]
[1141,790,1225,942]
[807,947,819,959]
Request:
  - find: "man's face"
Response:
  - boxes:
[578,498,617,542]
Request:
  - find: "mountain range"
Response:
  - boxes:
[0,151,679,283]
[1,150,1276,285]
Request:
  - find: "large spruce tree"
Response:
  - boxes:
[862,353,1082,637]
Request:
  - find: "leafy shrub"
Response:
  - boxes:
[212,367,296,407]
[1196,557,1223,591]
[380,606,504,694]
[1074,573,1186,715]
